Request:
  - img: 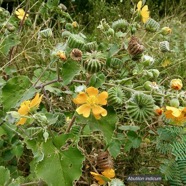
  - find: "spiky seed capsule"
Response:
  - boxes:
[108,58,123,69]
[70,48,82,61]
[145,18,160,32]
[108,87,125,107]
[67,34,85,49]
[52,113,66,128]
[126,92,155,123]
[112,19,128,31]
[82,59,103,73]
[85,41,98,52]
[128,36,144,60]
[159,41,170,52]
[97,151,114,171]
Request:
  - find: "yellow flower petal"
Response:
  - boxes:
[101,168,115,179]
[137,1,142,11]
[86,87,99,96]
[97,91,108,105]
[166,106,181,117]
[76,104,91,117]
[73,92,88,104]
[18,101,30,115]
[17,117,27,125]
[92,105,107,118]
[90,172,106,185]
[30,93,43,108]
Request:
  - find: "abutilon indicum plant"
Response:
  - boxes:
[0,0,186,186]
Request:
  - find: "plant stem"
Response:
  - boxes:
[65,114,76,133]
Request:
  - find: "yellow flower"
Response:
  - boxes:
[137,0,150,23]
[56,51,67,61]
[15,8,29,21]
[17,93,43,125]
[73,87,108,119]
[90,168,115,185]
[170,79,183,90]
[164,106,186,126]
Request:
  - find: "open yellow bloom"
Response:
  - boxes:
[15,8,29,21]
[90,168,115,185]
[73,87,108,119]
[137,1,150,23]
[17,93,43,125]
[170,79,183,90]
[164,106,186,126]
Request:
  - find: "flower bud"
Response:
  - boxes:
[170,79,183,90]
[154,106,163,116]
[170,98,180,108]
[161,27,172,35]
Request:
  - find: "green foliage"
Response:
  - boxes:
[61,60,81,85]
[2,76,36,112]
[0,166,10,186]
[0,0,186,185]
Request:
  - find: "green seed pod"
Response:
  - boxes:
[84,41,98,52]
[108,86,125,107]
[112,19,128,32]
[110,178,125,186]
[61,30,71,39]
[170,98,180,108]
[108,58,123,69]
[126,92,155,123]
[82,59,103,73]
[65,23,73,31]
[151,69,160,79]
[52,113,66,128]
[143,81,154,91]
[145,18,160,32]
[67,34,85,49]
[106,28,115,36]
[38,28,53,38]
[159,41,170,52]
[153,93,164,107]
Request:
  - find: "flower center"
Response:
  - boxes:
[87,96,98,106]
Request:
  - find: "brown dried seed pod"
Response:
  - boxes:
[70,48,82,61]
[128,36,144,56]
[97,151,113,171]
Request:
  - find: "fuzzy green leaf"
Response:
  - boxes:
[61,60,81,85]
[35,140,84,186]
[2,76,36,112]
[0,166,10,186]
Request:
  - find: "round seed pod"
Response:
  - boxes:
[67,34,85,49]
[159,41,170,52]
[126,92,155,123]
[108,87,125,107]
[97,151,114,171]
[112,19,128,32]
[82,59,103,73]
[61,30,71,39]
[70,48,82,61]
[52,113,66,128]
[170,98,180,108]
[145,18,160,32]
[108,58,123,69]
[84,41,98,52]
[128,36,144,60]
